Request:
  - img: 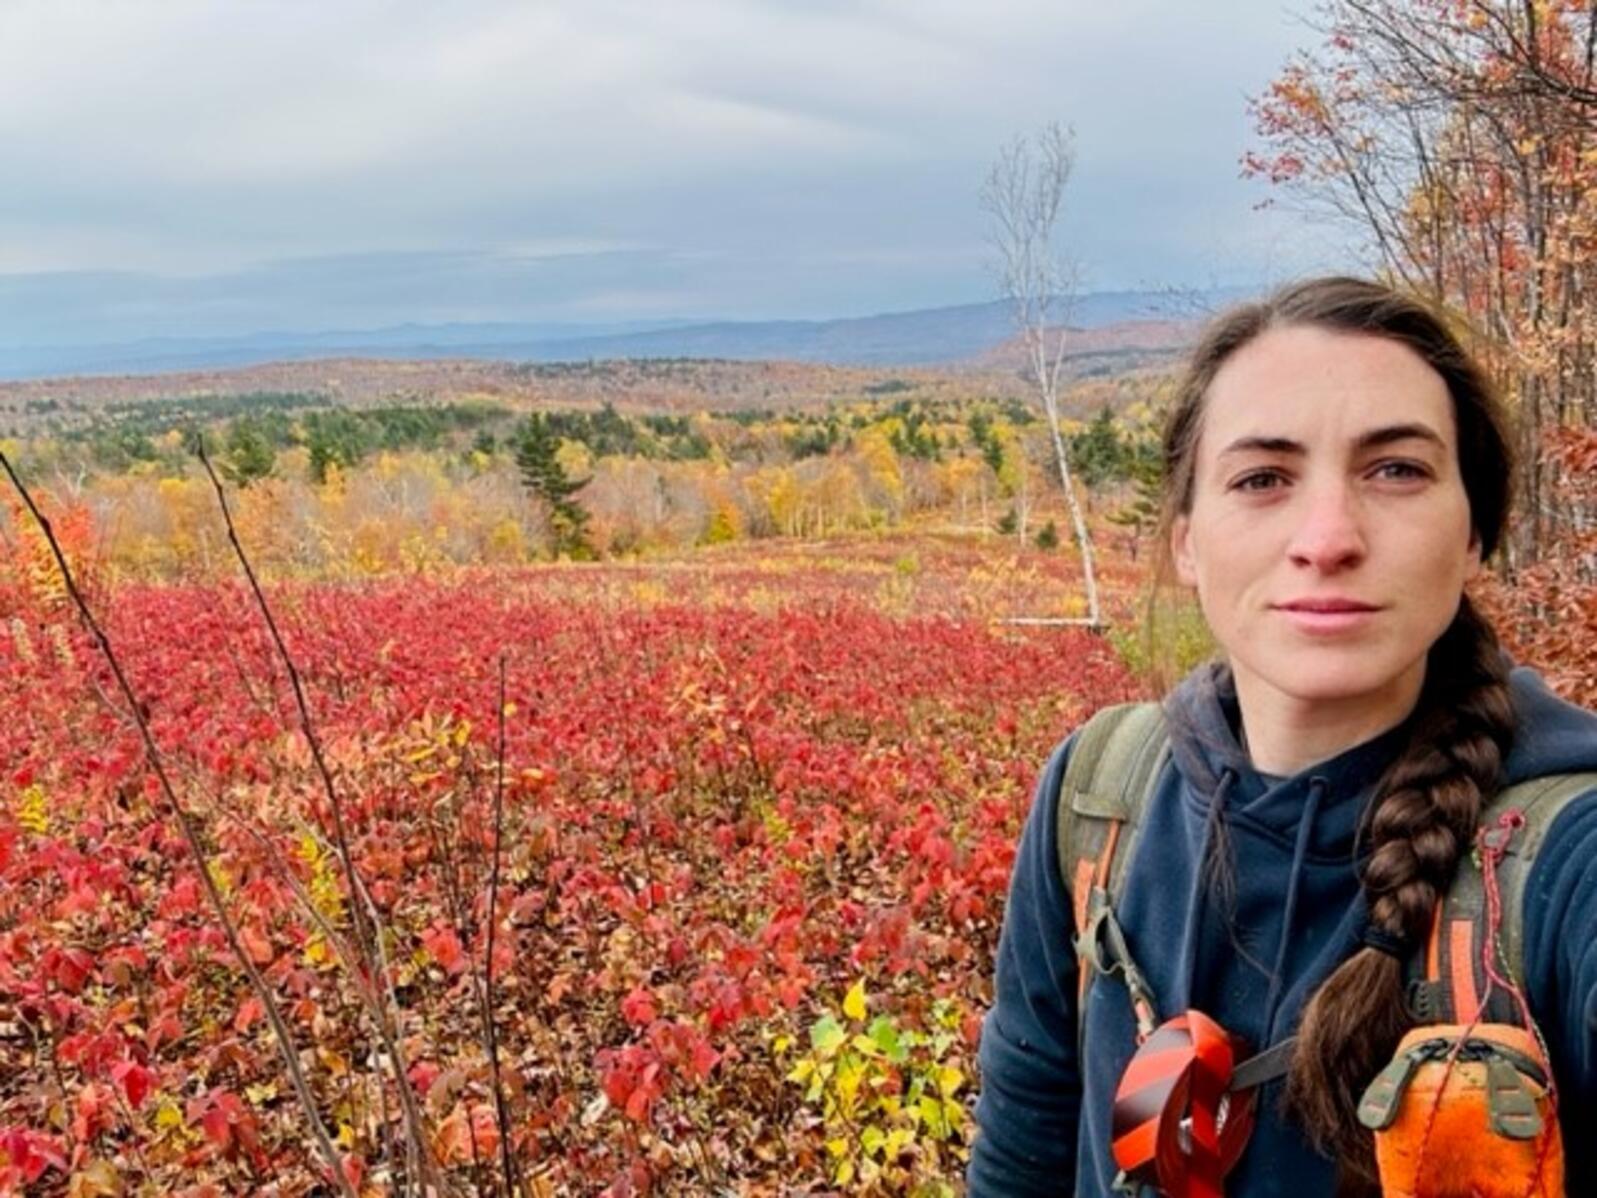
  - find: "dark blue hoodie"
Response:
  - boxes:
[968,661,1597,1196]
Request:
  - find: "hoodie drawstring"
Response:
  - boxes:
[1264,776,1326,1040]
[1177,766,1237,1012]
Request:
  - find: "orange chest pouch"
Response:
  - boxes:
[1347,788,1596,1198]
[1356,1022,1562,1198]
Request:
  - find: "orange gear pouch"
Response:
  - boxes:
[1356,1022,1563,1198]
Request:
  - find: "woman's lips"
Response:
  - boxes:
[1274,603,1382,634]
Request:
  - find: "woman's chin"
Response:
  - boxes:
[1237,646,1418,710]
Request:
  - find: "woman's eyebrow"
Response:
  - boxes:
[1217,435,1303,459]
[1217,423,1446,460]
[1353,422,1447,452]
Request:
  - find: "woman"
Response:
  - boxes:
[967,277,1597,1196]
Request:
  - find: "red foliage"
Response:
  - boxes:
[0,560,1135,1192]
[1477,426,1597,709]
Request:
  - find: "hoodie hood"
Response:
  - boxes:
[1502,665,1597,783]
[1159,659,1597,862]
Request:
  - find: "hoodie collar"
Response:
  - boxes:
[1161,660,1414,862]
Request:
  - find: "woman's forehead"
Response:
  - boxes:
[1200,325,1456,452]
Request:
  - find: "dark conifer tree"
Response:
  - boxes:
[515,413,594,558]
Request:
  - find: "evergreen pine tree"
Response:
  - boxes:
[222,419,276,487]
[1069,405,1128,488]
[515,414,594,558]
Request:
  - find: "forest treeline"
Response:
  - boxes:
[1249,0,1597,567]
[0,377,1164,578]
[1245,0,1597,703]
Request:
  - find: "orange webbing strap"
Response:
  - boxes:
[1073,820,1123,1008]
[1424,902,1442,985]
[1449,917,1482,1023]
[1071,857,1096,950]
[1419,901,1485,1023]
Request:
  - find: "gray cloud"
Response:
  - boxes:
[0,0,1346,346]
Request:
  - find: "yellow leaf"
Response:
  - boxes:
[835,1058,863,1116]
[336,1122,356,1149]
[207,861,233,898]
[304,935,334,969]
[944,1097,966,1131]
[842,977,867,1021]
[771,1034,792,1055]
[154,1099,183,1130]
[938,1065,965,1097]
[317,1047,351,1078]
[16,784,48,835]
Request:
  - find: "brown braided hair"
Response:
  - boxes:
[1154,277,1516,1187]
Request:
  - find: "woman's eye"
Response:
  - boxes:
[1371,460,1429,482]
[1231,470,1284,492]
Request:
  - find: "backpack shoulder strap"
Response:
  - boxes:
[1056,702,1169,926]
[1055,702,1169,1039]
[1415,771,1597,1026]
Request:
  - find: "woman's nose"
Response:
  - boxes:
[1286,482,1367,571]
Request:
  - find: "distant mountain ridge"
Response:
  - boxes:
[0,288,1256,380]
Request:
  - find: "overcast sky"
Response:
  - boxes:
[0,0,1356,347]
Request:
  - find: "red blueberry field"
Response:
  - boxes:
[0,527,1139,1196]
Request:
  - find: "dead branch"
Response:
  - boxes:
[193,437,446,1194]
[0,448,358,1198]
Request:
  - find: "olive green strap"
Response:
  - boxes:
[1055,702,1170,1050]
[1438,771,1597,1022]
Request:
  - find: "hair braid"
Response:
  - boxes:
[1283,596,1516,1186]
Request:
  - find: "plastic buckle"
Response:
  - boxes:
[1078,893,1121,976]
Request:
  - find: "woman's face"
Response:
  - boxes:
[1171,324,1481,718]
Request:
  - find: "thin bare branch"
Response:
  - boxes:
[483,655,521,1196]
[192,435,445,1193]
[0,449,357,1198]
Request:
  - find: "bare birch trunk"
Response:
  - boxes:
[983,122,1102,627]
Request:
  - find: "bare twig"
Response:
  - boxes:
[0,450,357,1198]
[192,438,444,1193]
[483,655,522,1197]
[994,616,1103,627]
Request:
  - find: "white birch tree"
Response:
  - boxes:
[982,122,1101,627]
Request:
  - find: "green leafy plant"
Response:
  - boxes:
[779,979,967,1193]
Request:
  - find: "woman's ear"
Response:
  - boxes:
[1172,514,1198,587]
[1463,527,1484,583]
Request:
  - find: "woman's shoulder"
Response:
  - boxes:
[1500,667,1597,946]
[1504,665,1597,785]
